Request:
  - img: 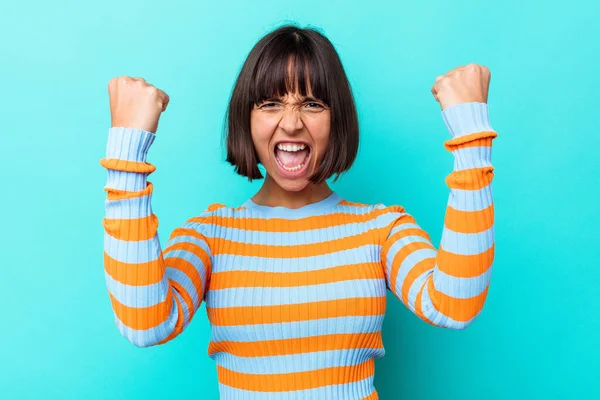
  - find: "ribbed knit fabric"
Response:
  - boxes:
[100,101,497,399]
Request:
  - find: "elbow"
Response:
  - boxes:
[114,319,160,348]
[128,337,156,348]
[445,311,483,330]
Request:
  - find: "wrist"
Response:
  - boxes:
[106,127,156,162]
[441,102,494,138]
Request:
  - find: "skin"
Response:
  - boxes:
[247,62,490,209]
[108,64,490,210]
[249,89,334,209]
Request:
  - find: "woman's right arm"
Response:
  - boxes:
[100,77,212,347]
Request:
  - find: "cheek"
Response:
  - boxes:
[306,118,331,160]
[250,116,278,162]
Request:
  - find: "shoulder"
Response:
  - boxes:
[179,201,249,232]
[337,198,407,217]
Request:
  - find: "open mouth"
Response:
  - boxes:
[273,141,312,176]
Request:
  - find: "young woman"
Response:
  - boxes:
[101,24,497,399]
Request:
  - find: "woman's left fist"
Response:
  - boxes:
[431,63,490,111]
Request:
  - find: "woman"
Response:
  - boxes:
[101,23,497,399]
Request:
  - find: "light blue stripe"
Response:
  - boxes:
[214,348,383,375]
[209,315,384,343]
[105,169,148,192]
[432,266,492,299]
[440,225,494,255]
[164,247,210,289]
[166,233,212,258]
[104,270,169,308]
[236,201,384,221]
[419,281,480,329]
[218,375,375,400]
[387,222,421,239]
[192,212,398,246]
[105,195,152,219]
[447,186,493,212]
[165,266,202,308]
[206,279,386,308]
[172,290,190,328]
[404,270,432,312]
[106,126,155,162]
[104,232,159,263]
[211,244,381,273]
[451,145,492,171]
[441,101,494,138]
[384,234,433,278]
[113,298,179,348]
[388,246,437,297]
[104,232,210,265]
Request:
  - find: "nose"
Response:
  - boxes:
[278,107,304,134]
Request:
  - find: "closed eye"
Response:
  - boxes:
[258,101,326,110]
[305,102,323,109]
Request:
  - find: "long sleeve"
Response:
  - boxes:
[380,102,497,330]
[100,127,212,347]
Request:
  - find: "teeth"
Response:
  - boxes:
[277,143,307,152]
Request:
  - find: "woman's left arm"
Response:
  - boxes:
[381,64,498,329]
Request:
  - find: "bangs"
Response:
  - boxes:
[226,24,359,183]
[250,36,329,106]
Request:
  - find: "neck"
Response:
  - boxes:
[251,174,333,209]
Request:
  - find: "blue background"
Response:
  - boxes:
[1,0,598,398]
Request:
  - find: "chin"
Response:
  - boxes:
[274,177,311,192]
[264,166,312,191]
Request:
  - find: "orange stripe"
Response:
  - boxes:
[104,251,164,286]
[103,236,211,290]
[399,257,434,305]
[164,233,213,276]
[165,253,206,304]
[208,332,384,357]
[170,280,196,321]
[103,214,158,241]
[446,166,494,191]
[338,199,367,207]
[157,291,184,345]
[207,297,386,326]
[444,204,494,234]
[379,213,427,242]
[209,228,379,258]
[427,278,489,322]
[217,359,374,392]
[388,240,436,292]
[437,243,494,278]
[100,157,156,174]
[109,287,173,330]
[362,390,379,399]
[105,181,154,200]
[413,281,435,326]
[192,206,404,233]
[443,131,497,152]
[210,262,385,290]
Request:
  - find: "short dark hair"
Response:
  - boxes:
[223,23,359,183]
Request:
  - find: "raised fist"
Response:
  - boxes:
[108,76,170,134]
[431,63,490,111]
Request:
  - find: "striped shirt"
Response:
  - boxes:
[100,101,497,399]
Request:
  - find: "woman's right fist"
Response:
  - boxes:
[108,76,170,134]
